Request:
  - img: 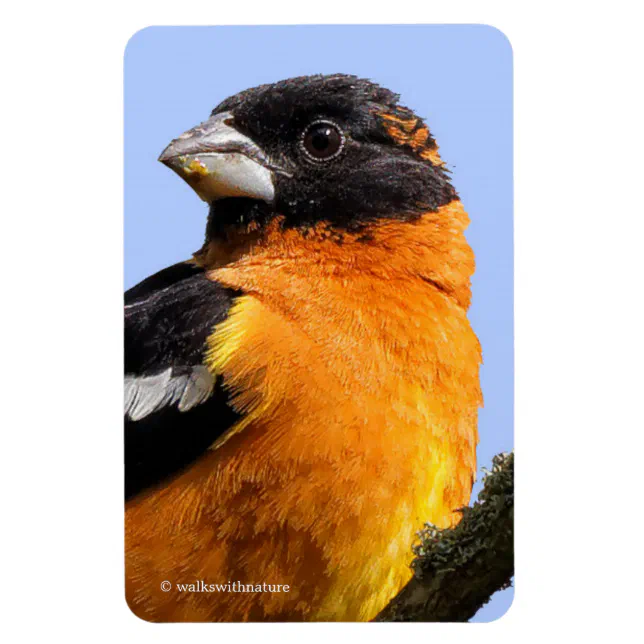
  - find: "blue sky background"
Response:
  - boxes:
[125,25,513,622]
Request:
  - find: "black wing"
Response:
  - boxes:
[124,262,241,500]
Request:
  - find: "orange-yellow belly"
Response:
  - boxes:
[126,286,480,621]
[126,205,482,621]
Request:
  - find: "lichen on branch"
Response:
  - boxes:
[376,451,514,622]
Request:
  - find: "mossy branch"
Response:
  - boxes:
[375,452,514,622]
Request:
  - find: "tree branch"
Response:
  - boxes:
[375,452,514,622]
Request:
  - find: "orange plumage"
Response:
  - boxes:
[126,199,482,621]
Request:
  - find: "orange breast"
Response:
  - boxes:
[126,201,482,622]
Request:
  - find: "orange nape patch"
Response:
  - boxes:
[380,110,445,167]
[126,200,482,622]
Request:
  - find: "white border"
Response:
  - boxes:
[3,2,643,642]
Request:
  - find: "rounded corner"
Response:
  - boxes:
[480,586,515,624]
[124,591,159,625]
[124,25,156,63]
[475,24,514,58]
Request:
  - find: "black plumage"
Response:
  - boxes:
[124,264,240,499]
[206,74,456,233]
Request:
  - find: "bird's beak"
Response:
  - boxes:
[158,112,276,203]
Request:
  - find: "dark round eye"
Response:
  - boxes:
[301,120,345,162]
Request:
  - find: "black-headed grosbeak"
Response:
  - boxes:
[125,74,482,622]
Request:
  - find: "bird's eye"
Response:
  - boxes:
[300,120,345,162]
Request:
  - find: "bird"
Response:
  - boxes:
[124,73,482,622]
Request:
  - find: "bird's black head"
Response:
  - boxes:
[159,74,457,239]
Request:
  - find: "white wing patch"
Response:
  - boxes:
[124,366,215,421]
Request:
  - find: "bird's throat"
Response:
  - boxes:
[197,199,475,310]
